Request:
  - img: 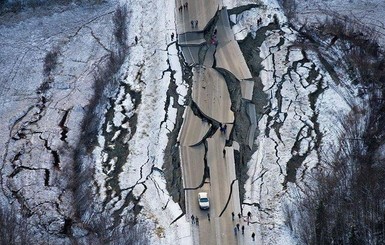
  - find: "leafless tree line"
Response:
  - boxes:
[2,4,147,244]
[72,2,127,211]
[0,205,29,245]
[70,4,149,244]
[283,9,385,245]
[78,214,149,245]
[0,0,104,14]
[0,205,149,244]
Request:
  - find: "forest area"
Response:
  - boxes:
[281,0,385,244]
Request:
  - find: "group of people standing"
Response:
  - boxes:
[177,1,199,30]
[191,214,199,225]
[178,2,188,12]
[190,211,256,241]
[190,212,211,225]
[232,211,256,241]
[190,20,199,29]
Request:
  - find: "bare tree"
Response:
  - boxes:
[284,13,385,245]
[0,205,29,245]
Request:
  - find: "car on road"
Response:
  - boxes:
[198,192,210,209]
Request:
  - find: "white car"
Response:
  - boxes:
[198,192,210,210]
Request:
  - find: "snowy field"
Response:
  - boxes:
[226,0,382,244]
[295,0,385,41]
[0,0,189,242]
[92,0,192,243]
[0,0,384,243]
[0,2,117,240]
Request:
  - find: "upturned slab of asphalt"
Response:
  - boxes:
[176,1,256,245]
[240,79,255,101]
[181,46,200,65]
[178,106,211,146]
[215,8,253,81]
[178,32,206,47]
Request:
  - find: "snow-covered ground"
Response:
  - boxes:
[0,0,191,242]
[1,0,383,243]
[91,0,193,243]
[0,2,117,240]
[295,0,385,41]
[226,0,373,244]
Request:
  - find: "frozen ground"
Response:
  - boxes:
[227,0,383,244]
[295,0,385,41]
[0,0,190,242]
[92,0,192,243]
[0,0,384,243]
[0,1,117,241]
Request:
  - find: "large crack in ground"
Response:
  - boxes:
[175,7,272,211]
[2,43,66,219]
[163,44,191,213]
[58,109,70,144]
[282,50,327,187]
[101,81,141,209]
[100,32,196,227]
[238,14,330,194]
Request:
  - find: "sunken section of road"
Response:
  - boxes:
[176,3,260,244]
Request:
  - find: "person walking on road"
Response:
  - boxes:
[196,217,199,225]
[231,212,235,221]
[171,32,175,41]
[242,225,245,235]
[135,36,138,45]
[252,232,255,241]
[236,223,240,231]
[191,20,194,28]
[234,227,237,236]
[207,212,210,221]
[195,20,198,28]
[238,213,241,219]
[191,215,195,224]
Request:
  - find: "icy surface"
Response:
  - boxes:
[229,0,369,244]
[92,0,192,243]
[0,2,116,240]
[1,0,383,243]
[295,0,385,41]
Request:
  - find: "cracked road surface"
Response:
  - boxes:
[176,0,254,244]
[192,68,234,124]
[215,8,252,81]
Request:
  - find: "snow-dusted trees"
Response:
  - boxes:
[288,106,385,244]
[284,14,385,245]
[279,0,297,23]
[0,206,29,244]
[76,213,150,245]
[71,3,148,244]
[113,3,128,50]
[0,0,104,14]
